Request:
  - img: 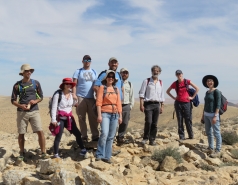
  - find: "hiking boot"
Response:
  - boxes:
[149,141,157,146]
[210,150,221,158]
[95,157,101,161]
[112,150,121,156]
[102,158,112,164]
[17,152,25,161]
[79,148,87,156]
[141,139,148,145]
[92,137,99,142]
[117,138,129,146]
[41,153,50,159]
[178,138,185,142]
[202,147,213,154]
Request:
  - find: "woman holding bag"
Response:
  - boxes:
[50,78,87,158]
[95,70,122,164]
[201,75,222,158]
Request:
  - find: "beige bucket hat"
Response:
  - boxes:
[19,64,34,76]
[101,70,118,85]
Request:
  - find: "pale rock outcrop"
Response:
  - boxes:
[160,156,177,172]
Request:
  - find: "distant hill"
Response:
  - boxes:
[228,102,238,108]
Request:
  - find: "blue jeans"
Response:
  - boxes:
[96,113,119,160]
[204,115,222,152]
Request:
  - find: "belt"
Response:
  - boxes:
[122,104,129,107]
[144,101,160,104]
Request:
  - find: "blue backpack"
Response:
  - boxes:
[176,79,199,107]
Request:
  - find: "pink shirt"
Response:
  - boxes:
[170,79,191,103]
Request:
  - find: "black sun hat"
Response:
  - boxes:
[202,75,219,88]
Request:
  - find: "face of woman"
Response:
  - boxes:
[106,73,115,84]
[64,83,72,90]
[176,73,183,80]
[206,79,214,88]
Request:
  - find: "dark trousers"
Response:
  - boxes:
[54,118,85,154]
[174,101,193,139]
[143,102,160,142]
[117,104,131,139]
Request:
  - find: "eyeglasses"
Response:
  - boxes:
[83,59,91,62]
[122,71,128,75]
[107,75,115,79]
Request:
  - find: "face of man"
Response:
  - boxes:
[151,67,160,78]
[82,58,91,68]
[108,60,118,71]
[22,69,33,79]
[121,71,129,81]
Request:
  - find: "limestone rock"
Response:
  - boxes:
[3,170,33,185]
[160,156,177,172]
[82,166,125,185]
[0,147,13,171]
[205,157,222,166]
[90,161,110,171]
[175,162,197,172]
[51,169,82,185]
[23,176,51,185]
[40,158,62,174]
[178,145,190,155]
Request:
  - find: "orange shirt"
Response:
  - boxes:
[96,85,122,113]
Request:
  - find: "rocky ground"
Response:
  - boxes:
[1,116,238,185]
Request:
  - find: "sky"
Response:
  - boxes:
[0,0,238,102]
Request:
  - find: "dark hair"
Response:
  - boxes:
[151,65,162,72]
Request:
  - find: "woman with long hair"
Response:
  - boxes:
[201,75,222,158]
[95,70,122,163]
[50,78,87,158]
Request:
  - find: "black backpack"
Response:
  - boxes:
[48,89,63,118]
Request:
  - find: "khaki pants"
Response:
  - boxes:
[76,97,99,140]
[17,110,43,134]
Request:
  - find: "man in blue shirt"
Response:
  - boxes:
[72,55,99,142]
[94,57,123,100]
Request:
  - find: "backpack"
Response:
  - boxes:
[214,89,228,115]
[144,78,162,97]
[176,79,199,107]
[77,68,97,79]
[18,79,40,101]
[48,89,63,118]
[93,85,118,116]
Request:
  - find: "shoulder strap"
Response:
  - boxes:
[98,70,107,78]
[184,79,189,90]
[128,81,131,89]
[17,80,23,94]
[57,90,62,104]
[31,79,36,89]
[92,69,97,76]
[77,68,83,79]
[117,72,122,80]
[175,80,179,95]
[159,80,162,86]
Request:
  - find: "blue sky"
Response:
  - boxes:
[0,0,238,102]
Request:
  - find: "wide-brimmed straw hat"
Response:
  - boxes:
[202,75,219,88]
[101,70,118,85]
[59,78,76,89]
[19,64,34,76]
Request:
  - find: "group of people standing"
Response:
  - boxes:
[11,55,222,163]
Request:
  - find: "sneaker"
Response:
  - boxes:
[95,157,101,161]
[117,138,129,146]
[54,154,61,158]
[17,152,25,161]
[202,147,213,154]
[141,139,148,145]
[102,158,112,164]
[79,148,87,156]
[210,150,220,158]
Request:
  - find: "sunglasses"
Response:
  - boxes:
[107,75,115,79]
[83,59,91,62]
[65,83,72,85]
[24,70,33,73]
[122,71,128,75]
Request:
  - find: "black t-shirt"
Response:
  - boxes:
[11,79,43,112]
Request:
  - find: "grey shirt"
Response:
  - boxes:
[11,79,43,112]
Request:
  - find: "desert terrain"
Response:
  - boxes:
[1,96,238,185]
[1,96,237,134]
